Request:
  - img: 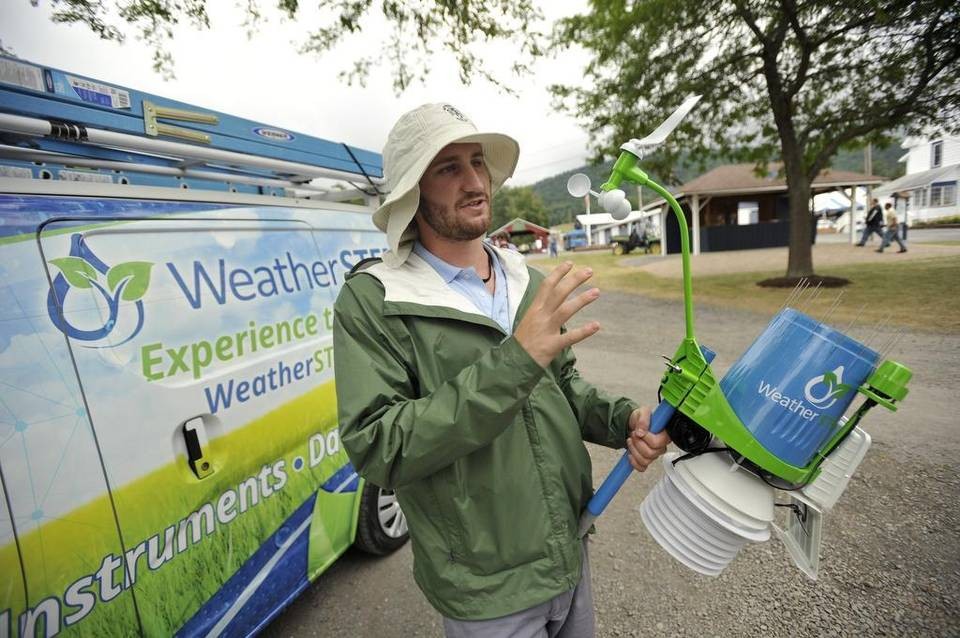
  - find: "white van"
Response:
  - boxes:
[0,56,405,637]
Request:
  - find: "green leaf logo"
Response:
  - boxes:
[49,257,99,289]
[822,371,851,399]
[106,261,154,302]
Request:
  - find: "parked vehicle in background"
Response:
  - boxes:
[0,56,407,638]
[610,229,660,255]
[563,228,587,250]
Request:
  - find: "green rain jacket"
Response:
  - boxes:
[333,245,638,620]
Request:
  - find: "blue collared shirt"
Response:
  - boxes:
[413,241,511,334]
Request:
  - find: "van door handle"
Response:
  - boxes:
[182,417,215,479]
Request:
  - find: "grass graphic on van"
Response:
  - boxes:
[47,233,153,346]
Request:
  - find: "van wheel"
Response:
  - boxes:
[354,482,409,555]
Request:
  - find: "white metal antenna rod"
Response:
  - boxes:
[802,282,823,313]
[780,278,806,311]
[870,312,893,350]
[880,330,904,359]
[0,113,386,187]
[783,277,808,310]
[793,279,812,310]
[845,303,868,334]
[822,290,845,325]
[811,282,825,307]
[879,329,904,359]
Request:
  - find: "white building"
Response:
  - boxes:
[575,209,661,247]
[875,134,960,223]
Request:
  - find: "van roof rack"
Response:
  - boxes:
[0,56,384,200]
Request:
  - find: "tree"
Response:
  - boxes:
[553,0,960,279]
[41,0,544,93]
[491,186,550,232]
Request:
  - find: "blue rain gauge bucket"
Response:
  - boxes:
[718,308,880,467]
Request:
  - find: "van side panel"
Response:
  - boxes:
[2,195,388,636]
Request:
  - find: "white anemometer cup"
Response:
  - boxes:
[566,174,632,220]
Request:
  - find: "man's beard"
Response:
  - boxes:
[418,195,490,241]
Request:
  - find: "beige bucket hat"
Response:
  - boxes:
[373,103,520,267]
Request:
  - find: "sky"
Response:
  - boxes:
[2,1,595,185]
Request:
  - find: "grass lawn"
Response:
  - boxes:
[532,252,960,333]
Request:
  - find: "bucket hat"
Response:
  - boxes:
[373,103,520,267]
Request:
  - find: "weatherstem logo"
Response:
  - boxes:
[803,365,852,410]
[47,234,153,347]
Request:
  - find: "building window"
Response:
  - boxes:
[931,140,943,168]
[930,181,957,207]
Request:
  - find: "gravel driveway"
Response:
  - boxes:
[265,291,960,637]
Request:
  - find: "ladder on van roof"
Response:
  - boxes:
[0,56,384,199]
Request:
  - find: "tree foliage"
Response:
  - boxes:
[43,0,545,92]
[491,186,550,232]
[553,0,960,277]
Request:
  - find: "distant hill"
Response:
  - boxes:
[528,142,906,227]
[830,143,905,180]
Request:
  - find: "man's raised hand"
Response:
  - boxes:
[514,261,600,368]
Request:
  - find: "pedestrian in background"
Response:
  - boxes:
[856,198,884,246]
[876,203,907,253]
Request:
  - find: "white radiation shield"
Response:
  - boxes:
[640,451,774,576]
[641,426,872,579]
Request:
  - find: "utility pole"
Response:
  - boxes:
[584,194,592,246]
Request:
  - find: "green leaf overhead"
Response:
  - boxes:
[107,261,154,302]
[48,257,99,289]
[42,0,546,94]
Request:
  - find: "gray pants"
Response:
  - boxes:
[879,227,907,252]
[442,540,595,638]
[857,225,884,245]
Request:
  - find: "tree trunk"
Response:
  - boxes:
[782,143,814,278]
[780,127,813,277]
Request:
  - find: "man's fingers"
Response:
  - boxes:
[626,438,653,471]
[540,261,575,293]
[550,266,594,307]
[642,430,671,450]
[559,321,600,349]
[629,437,664,461]
[556,288,600,324]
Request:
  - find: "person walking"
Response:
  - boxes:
[876,203,907,253]
[333,103,670,637]
[856,198,884,246]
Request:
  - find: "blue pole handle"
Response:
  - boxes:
[585,345,716,517]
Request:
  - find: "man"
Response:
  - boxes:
[333,103,670,637]
[856,198,884,246]
[876,202,907,253]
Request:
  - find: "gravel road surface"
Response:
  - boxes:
[265,291,960,637]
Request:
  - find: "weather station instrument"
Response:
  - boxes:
[569,96,911,578]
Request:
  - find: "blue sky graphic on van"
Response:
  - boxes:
[47,233,152,347]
